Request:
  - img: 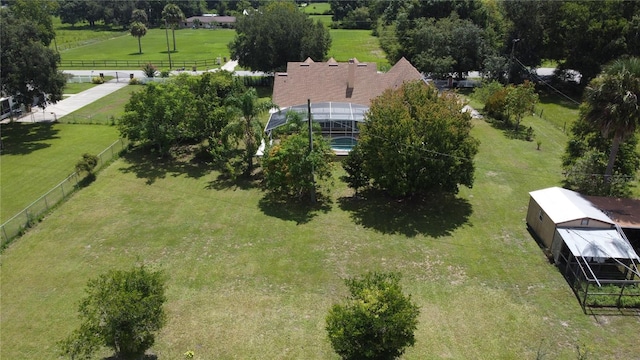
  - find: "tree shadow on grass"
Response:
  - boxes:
[103,354,157,360]
[258,192,332,225]
[206,172,261,191]
[338,189,472,238]
[0,122,60,155]
[118,147,210,184]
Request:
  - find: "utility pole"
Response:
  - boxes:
[507,38,520,84]
[165,19,172,69]
[308,99,315,204]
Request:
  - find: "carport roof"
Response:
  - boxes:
[557,228,639,260]
[529,187,614,225]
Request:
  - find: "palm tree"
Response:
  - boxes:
[131,9,148,25]
[130,21,147,54]
[223,88,277,176]
[582,57,640,181]
[162,3,185,52]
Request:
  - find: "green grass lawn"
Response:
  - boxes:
[52,16,128,52]
[328,29,388,69]
[60,85,141,124]
[2,93,639,359]
[58,29,236,69]
[63,82,99,94]
[302,2,331,14]
[0,123,119,222]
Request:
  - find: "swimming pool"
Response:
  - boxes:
[330,137,357,152]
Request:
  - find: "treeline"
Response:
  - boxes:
[55,0,205,28]
[328,0,640,84]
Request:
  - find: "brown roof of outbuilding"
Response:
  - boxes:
[585,196,640,229]
[272,57,423,108]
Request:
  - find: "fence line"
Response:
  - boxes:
[59,59,222,69]
[0,138,130,249]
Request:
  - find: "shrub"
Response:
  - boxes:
[160,68,171,78]
[142,62,157,78]
[91,76,104,84]
[484,87,509,121]
[75,153,99,175]
[59,265,167,360]
[326,272,420,360]
[128,77,142,85]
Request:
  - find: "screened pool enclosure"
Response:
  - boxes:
[265,102,368,153]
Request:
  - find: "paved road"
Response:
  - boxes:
[3,60,246,124]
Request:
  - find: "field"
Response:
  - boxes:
[56,25,388,70]
[0,123,119,222]
[2,91,640,358]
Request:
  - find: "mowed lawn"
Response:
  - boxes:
[58,29,236,68]
[57,27,388,70]
[2,105,639,358]
[0,123,119,222]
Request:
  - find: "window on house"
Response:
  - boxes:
[538,210,543,221]
[581,219,589,226]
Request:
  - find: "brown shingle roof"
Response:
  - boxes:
[272,57,423,108]
[585,196,640,229]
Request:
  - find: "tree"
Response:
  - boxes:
[57,0,86,27]
[118,81,197,155]
[393,14,490,77]
[356,80,479,197]
[262,131,334,200]
[60,265,167,360]
[229,1,331,72]
[0,8,65,110]
[162,3,185,52]
[581,57,640,181]
[504,80,538,131]
[326,272,420,360]
[131,8,148,25]
[341,145,369,198]
[130,21,147,54]
[223,88,276,176]
[11,0,57,46]
[543,1,640,84]
[563,148,634,198]
[563,107,639,196]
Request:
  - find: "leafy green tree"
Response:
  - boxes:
[563,148,634,198]
[357,80,479,197]
[57,0,86,27]
[229,1,331,72]
[60,266,167,360]
[262,131,334,200]
[582,57,640,181]
[130,21,147,54]
[11,0,57,46]
[171,72,245,145]
[394,14,490,77]
[118,81,197,155]
[545,1,640,84]
[341,145,369,197]
[326,272,420,360]
[0,8,65,110]
[223,88,276,176]
[162,3,185,52]
[505,80,538,131]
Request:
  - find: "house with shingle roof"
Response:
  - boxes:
[265,57,423,153]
